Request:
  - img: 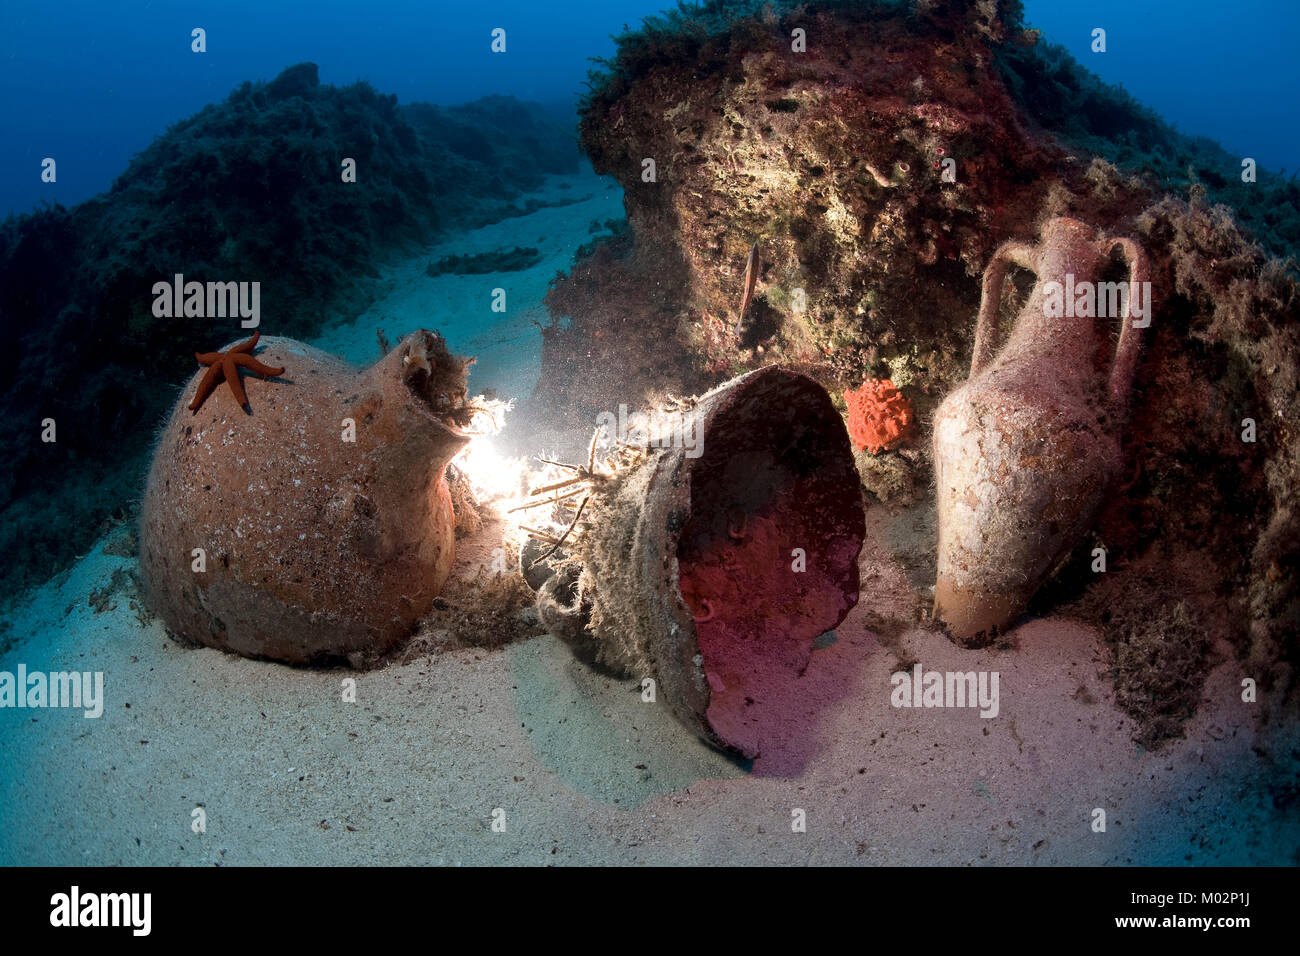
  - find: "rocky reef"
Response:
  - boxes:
[0,63,577,602]
[539,0,1300,744]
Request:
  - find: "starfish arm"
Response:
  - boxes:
[230,352,285,377]
[223,354,249,409]
[189,361,225,411]
[190,331,282,412]
[230,331,261,354]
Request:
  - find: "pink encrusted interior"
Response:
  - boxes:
[675,376,862,757]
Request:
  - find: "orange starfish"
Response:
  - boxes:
[189,331,285,413]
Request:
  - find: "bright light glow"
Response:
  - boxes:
[456,436,530,513]
[451,402,591,553]
[451,399,534,521]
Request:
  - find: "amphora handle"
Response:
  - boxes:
[1099,236,1150,418]
[970,241,1037,376]
[970,233,1150,417]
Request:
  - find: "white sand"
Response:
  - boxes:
[1,171,1292,866]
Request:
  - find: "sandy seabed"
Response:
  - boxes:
[1,171,1293,866]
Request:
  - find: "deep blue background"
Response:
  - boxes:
[1,0,1297,216]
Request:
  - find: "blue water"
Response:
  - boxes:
[1021,0,1300,174]
[2,0,1298,217]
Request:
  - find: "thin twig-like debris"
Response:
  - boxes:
[536,457,580,471]
[508,486,587,513]
[736,241,759,332]
[536,497,589,562]
[527,475,586,496]
[518,428,646,568]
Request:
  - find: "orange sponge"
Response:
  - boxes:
[844,378,914,453]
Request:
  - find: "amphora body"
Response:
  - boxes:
[140,331,471,664]
[932,218,1150,642]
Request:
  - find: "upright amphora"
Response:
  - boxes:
[932,217,1150,642]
